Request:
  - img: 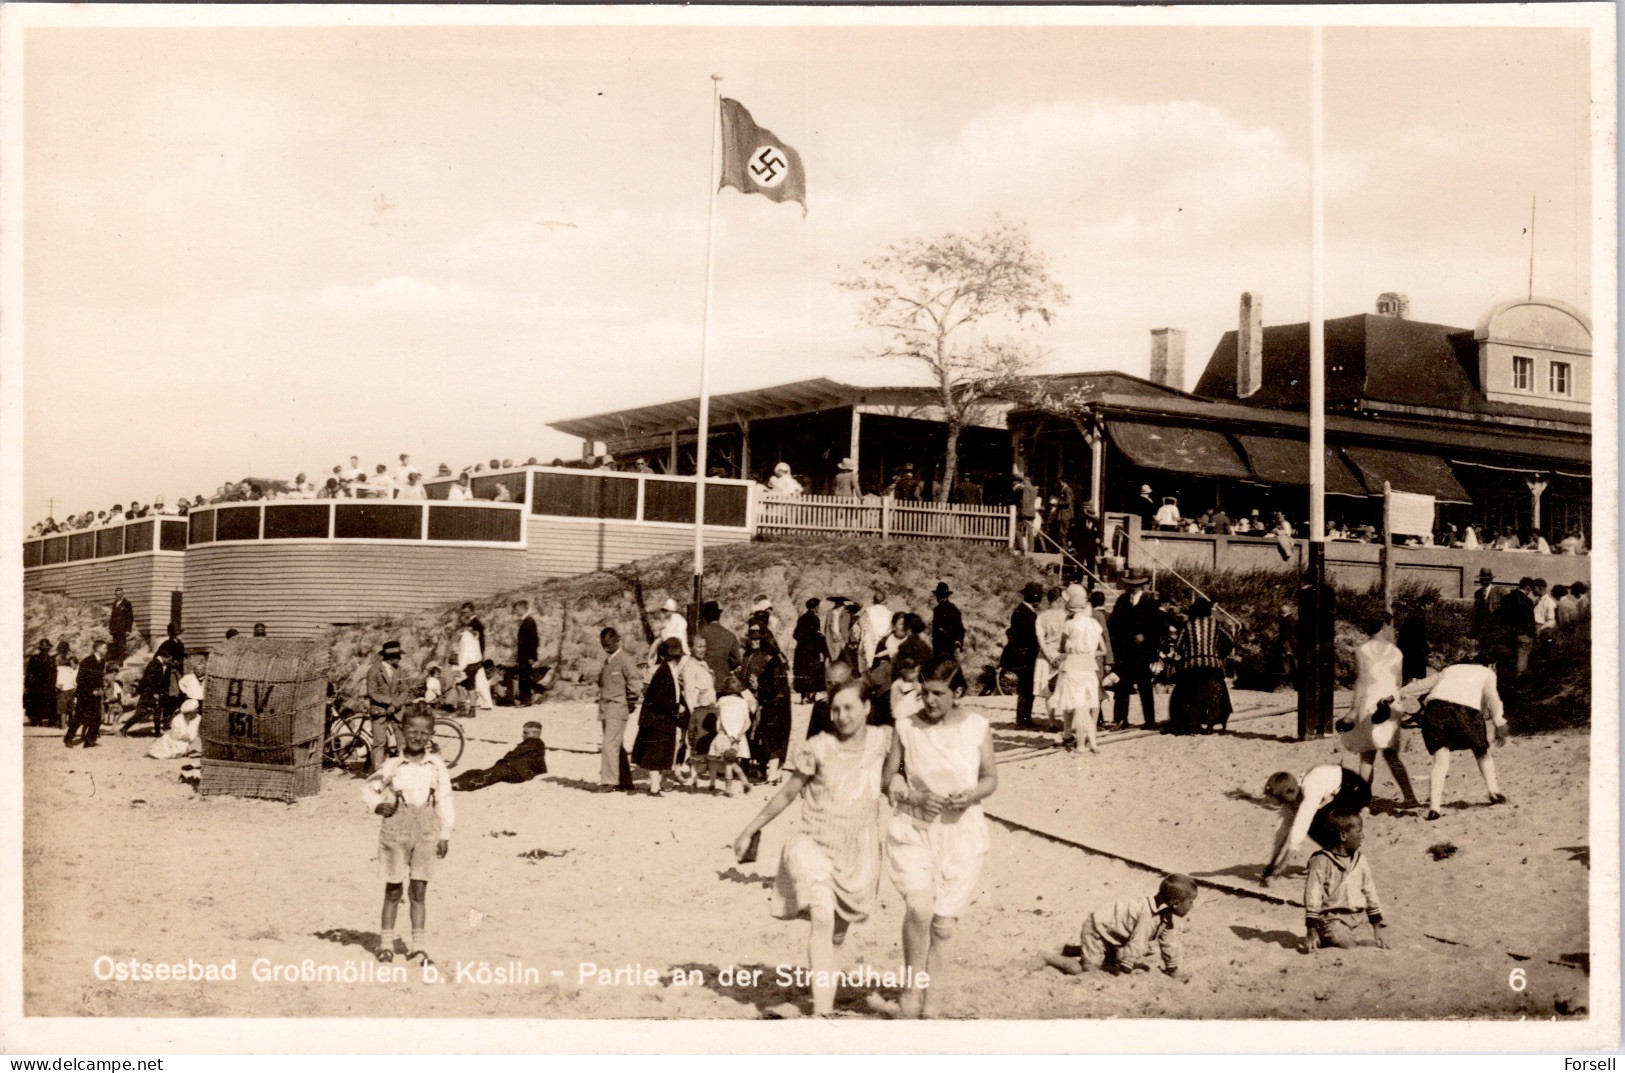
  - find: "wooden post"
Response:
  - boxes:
[881,494,891,540]
[1088,417,1104,520]
[848,408,862,490]
[1381,480,1393,613]
[1006,504,1016,548]
[740,417,751,481]
[668,430,679,475]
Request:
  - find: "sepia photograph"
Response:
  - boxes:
[1,2,1616,1055]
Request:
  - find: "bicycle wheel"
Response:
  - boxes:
[324,714,370,774]
[432,718,465,768]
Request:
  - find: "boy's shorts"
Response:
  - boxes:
[379,838,438,883]
[379,803,441,883]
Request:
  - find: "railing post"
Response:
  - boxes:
[881,496,891,540]
[1006,505,1016,548]
[421,502,430,541]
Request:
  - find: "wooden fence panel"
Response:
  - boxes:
[757,494,1012,546]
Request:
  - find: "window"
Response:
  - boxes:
[1550,361,1571,395]
[1512,355,1534,391]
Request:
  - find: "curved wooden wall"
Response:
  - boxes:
[183,543,525,645]
[23,554,184,642]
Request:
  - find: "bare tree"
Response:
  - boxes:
[839,217,1068,501]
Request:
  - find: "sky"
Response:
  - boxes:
[18,13,1598,524]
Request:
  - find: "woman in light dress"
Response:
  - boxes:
[1048,585,1108,754]
[880,657,998,1019]
[734,675,892,1017]
[1339,611,1422,808]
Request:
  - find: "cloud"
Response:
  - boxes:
[314,276,493,312]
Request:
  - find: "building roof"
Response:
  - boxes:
[548,371,1185,444]
[1191,313,1590,427]
[548,378,950,442]
[1014,390,1589,469]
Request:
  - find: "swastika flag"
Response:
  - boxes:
[719,98,807,216]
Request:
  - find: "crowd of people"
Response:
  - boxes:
[25,521,1588,1015]
[26,453,594,537]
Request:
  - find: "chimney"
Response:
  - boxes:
[1149,328,1186,390]
[1237,291,1263,398]
[1375,292,1410,319]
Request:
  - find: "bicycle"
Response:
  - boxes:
[323,702,465,775]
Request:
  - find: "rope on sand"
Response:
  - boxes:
[980,808,1298,907]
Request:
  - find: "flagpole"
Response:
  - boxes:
[1301,24,1330,741]
[693,74,723,621]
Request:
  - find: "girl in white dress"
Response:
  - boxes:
[734,677,891,1016]
[1048,585,1107,754]
[1339,611,1421,808]
[881,657,998,1019]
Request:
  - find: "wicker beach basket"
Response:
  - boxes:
[200,637,329,801]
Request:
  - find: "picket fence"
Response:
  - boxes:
[756,493,1016,547]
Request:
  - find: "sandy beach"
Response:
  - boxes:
[23,688,1590,1020]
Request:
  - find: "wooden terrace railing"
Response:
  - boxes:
[756,493,1016,547]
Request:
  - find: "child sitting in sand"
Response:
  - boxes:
[1303,811,1386,952]
[733,675,892,1017]
[709,674,755,796]
[362,706,454,965]
[1045,873,1197,977]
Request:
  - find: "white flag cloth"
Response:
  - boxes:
[1388,490,1436,536]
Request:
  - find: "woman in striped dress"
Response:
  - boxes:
[733,677,892,1017]
[1167,598,1234,734]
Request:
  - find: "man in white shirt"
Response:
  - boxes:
[1416,660,1509,821]
[397,472,427,501]
[445,474,474,502]
[396,454,420,486]
[859,588,892,671]
[371,464,397,500]
[1531,579,1557,634]
[346,455,366,482]
[1153,497,1182,530]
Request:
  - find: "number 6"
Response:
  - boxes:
[1509,967,1527,991]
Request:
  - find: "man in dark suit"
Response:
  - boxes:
[515,599,542,705]
[1107,576,1160,728]
[107,588,134,668]
[1006,582,1043,728]
[930,582,964,662]
[25,639,57,727]
[1494,577,1537,684]
[65,639,108,748]
[453,721,548,791]
[1469,568,1500,662]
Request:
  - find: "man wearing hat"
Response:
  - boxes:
[930,581,965,663]
[698,600,741,687]
[367,641,414,773]
[1006,581,1044,728]
[1107,574,1161,729]
[1469,568,1500,663]
[833,457,860,498]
